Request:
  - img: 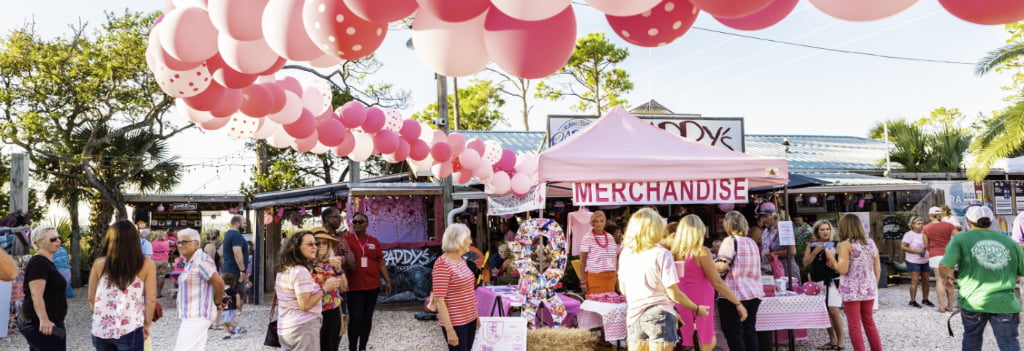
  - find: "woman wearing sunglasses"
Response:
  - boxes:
[311,227,348,351]
[275,230,343,350]
[19,225,68,350]
[343,213,392,351]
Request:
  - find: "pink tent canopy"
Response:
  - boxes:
[538,107,789,189]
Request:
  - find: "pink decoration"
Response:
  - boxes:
[399,119,422,142]
[309,53,343,68]
[301,85,332,116]
[466,138,485,155]
[497,149,517,171]
[939,0,1024,25]
[276,76,304,96]
[159,6,220,63]
[362,107,386,133]
[430,142,453,163]
[802,282,821,295]
[808,196,818,205]
[262,0,327,61]
[154,61,213,98]
[431,161,453,178]
[208,0,268,41]
[225,113,261,140]
[303,0,388,61]
[689,0,773,18]
[267,91,303,124]
[411,8,489,77]
[491,0,570,21]
[317,117,346,147]
[261,83,288,114]
[343,0,418,24]
[210,88,243,117]
[484,6,577,79]
[458,149,481,170]
[147,26,201,71]
[258,57,287,76]
[716,0,797,30]
[206,54,259,89]
[334,129,357,156]
[718,203,735,212]
[482,140,503,165]
[607,0,700,47]
[446,133,466,155]
[808,0,916,22]
[381,108,404,132]
[284,109,317,139]
[474,162,494,182]
[409,139,431,161]
[417,0,491,23]
[268,127,294,148]
[349,131,374,161]
[293,131,319,152]
[253,118,280,140]
[393,139,411,162]
[200,116,231,130]
[510,172,532,196]
[240,84,274,117]
[183,81,227,111]
[453,171,473,185]
[217,34,281,74]
[176,98,215,124]
[488,171,511,194]
[586,0,661,16]
[373,130,400,154]
[338,101,367,128]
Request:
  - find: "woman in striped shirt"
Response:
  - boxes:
[431,223,479,351]
[275,231,343,351]
[580,211,621,295]
[715,211,765,351]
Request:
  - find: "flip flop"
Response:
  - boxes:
[818,343,835,350]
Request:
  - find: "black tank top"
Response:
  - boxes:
[808,242,839,283]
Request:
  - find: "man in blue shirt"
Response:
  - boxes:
[220,215,249,304]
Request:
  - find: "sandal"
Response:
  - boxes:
[818,343,835,350]
[833,346,845,351]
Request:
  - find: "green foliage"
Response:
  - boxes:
[535,32,633,115]
[968,98,1024,180]
[411,79,507,131]
[241,148,313,197]
[868,108,972,173]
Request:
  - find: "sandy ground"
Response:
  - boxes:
[0,283,1020,350]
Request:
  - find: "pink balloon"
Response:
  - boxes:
[510,172,532,196]
[284,109,317,139]
[159,7,220,63]
[303,0,388,61]
[276,76,303,96]
[497,149,517,171]
[717,0,797,30]
[586,0,661,16]
[183,82,226,111]
[268,127,295,148]
[147,26,201,71]
[258,57,288,76]
[718,203,735,212]
[338,101,367,128]
[431,161,453,178]
[262,0,327,61]
[417,0,490,23]
[207,54,259,89]
[208,0,268,41]
[939,0,1024,25]
[466,138,485,155]
[152,59,213,98]
[200,116,231,130]
[373,130,400,154]
[334,129,357,156]
[218,34,282,74]
[690,0,773,18]
[491,0,570,21]
[453,171,473,185]
[484,6,576,79]
[293,132,318,153]
[362,107,386,133]
[458,149,481,170]
[446,133,466,155]
[253,118,280,140]
[344,0,419,24]
[240,84,274,117]
[262,83,287,114]
[474,162,494,182]
[409,139,430,161]
[268,91,303,124]
[412,9,489,77]
[488,171,511,194]
[607,0,699,47]
[430,142,452,163]
[399,119,422,142]
[176,98,214,124]
[393,139,411,162]
[210,88,243,117]
[309,53,343,68]
[809,0,916,22]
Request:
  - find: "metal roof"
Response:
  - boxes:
[455,130,545,155]
[785,172,927,194]
[745,135,895,172]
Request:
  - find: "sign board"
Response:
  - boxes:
[1016,181,1024,213]
[171,202,198,211]
[472,317,528,351]
[488,183,546,216]
[777,221,795,246]
[882,215,903,240]
[993,181,1013,215]
[380,244,442,303]
[548,114,745,151]
[571,179,748,205]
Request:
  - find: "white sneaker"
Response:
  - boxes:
[220,333,232,340]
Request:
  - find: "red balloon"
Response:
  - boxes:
[362,107,386,133]
[606,0,699,47]
[184,82,227,111]
[430,142,452,163]
[716,0,797,30]
[335,129,357,156]
[373,130,400,154]
[938,0,1024,25]
[399,119,422,142]
[284,109,317,139]
[344,0,418,24]
[258,57,288,76]
[210,88,243,117]
[261,83,287,114]
[303,0,388,61]
[240,84,274,117]
[484,6,576,79]
[409,139,430,161]
[418,0,491,23]
[690,0,773,19]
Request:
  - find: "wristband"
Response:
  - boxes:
[579,280,587,284]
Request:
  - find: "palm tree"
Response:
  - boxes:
[975,41,1024,76]
[969,41,1024,180]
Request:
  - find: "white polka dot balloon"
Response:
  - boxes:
[154,62,213,98]
[225,113,261,140]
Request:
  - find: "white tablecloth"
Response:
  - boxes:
[578,300,628,342]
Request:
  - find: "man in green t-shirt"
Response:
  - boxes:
[940,206,1024,351]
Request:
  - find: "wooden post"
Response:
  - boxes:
[9,153,29,256]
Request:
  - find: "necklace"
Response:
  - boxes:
[594,231,609,248]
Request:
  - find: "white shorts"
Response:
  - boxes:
[220,310,237,323]
[174,318,213,351]
[825,282,841,308]
[929,256,943,269]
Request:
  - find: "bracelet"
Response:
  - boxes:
[579,280,587,284]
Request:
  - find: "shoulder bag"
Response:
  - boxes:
[263,294,281,348]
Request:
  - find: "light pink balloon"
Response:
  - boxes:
[362,107,386,133]
[303,0,388,61]
[240,84,274,117]
[200,116,231,130]
[159,6,220,63]
[716,0,798,30]
[253,118,280,139]
[474,162,494,182]
[261,83,287,114]
[218,34,281,74]
[409,139,430,161]
[268,126,295,148]
[607,0,699,47]
[399,119,422,142]
[809,0,916,22]
[446,133,466,155]
[267,91,303,124]
[466,138,485,155]
[510,172,532,196]
[210,88,243,117]
[458,149,481,170]
[344,0,418,24]
[373,130,400,154]
[176,98,215,124]
[690,0,774,18]
[349,131,374,161]
[488,171,511,194]
[338,101,367,128]
[293,131,319,152]
[417,0,490,23]
[309,53,343,68]
[515,153,538,175]
[258,57,287,76]
[412,9,489,77]
[262,0,327,62]
[334,129,356,156]
[430,142,452,163]
[284,109,317,139]
[938,0,1024,25]
[301,85,331,116]
[147,25,202,71]
[431,161,452,179]
[484,6,576,79]
[208,0,268,41]
[276,76,303,96]
[491,0,570,21]
[183,81,226,111]
[586,0,660,16]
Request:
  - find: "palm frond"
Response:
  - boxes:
[968,99,1024,180]
[975,41,1024,76]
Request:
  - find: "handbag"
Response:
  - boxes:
[264,295,281,348]
[153,301,163,322]
[691,313,702,348]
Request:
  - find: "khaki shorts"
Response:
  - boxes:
[155,260,172,278]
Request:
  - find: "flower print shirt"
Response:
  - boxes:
[91,275,145,339]
[312,261,344,310]
[839,239,878,302]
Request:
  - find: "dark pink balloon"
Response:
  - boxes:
[399,119,422,142]
[690,0,773,18]
[430,142,452,163]
[466,138,485,155]
[344,0,418,24]
[393,139,411,162]
[184,82,227,111]
[606,0,699,47]
[284,109,317,139]
[716,0,797,30]
[302,0,388,61]
[484,6,576,79]
[210,88,243,117]
[338,101,367,128]
[261,83,287,114]
[317,117,346,146]
[276,76,303,96]
[335,129,357,156]
[938,0,1024,25]
[373,130,400,154]
[497,148,517,171]
[257,57,288,76]
[361,107,386,133]
[240,84,274,117]
[418,0,490,23]
[409,139,430,161]
[207,54,258,89]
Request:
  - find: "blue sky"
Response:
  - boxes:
[1,0,1016,194]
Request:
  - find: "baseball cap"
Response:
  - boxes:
[756,202,777,215]
[965,206,993,223]
[928,206,942,215]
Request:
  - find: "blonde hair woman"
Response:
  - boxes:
[579,211,620,295]
[829,214,882,351]
[618,208,708,351]
[715,211,765,351]
[802,220,844,351]
[665,214,747,351]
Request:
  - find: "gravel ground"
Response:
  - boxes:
[0,283,1020,350]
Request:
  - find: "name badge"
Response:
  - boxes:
[361,256,368,268]
[367,243,375,250]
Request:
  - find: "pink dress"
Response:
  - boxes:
[675,254,714,347]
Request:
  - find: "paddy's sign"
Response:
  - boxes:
[572,178,749,205]
[548,114,745,151]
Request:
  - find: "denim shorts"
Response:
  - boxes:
[905,261,931,273]
[627,307,680,343]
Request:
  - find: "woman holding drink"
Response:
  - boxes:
[311,227,349,351]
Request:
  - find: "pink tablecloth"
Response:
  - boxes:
[578,300,628,341]
[755,294,831,331]
[475,285,581,327]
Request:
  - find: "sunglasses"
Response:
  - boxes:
[178,240,196,245]
[47,237,60,243]
[352,220,367,225]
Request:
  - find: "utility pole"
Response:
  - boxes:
[9,153,29,255]
[436,74,453,226]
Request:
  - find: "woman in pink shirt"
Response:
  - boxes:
[151,231,171,298]
[900,217,932,308]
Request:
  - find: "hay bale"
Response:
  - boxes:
[526,327,598,351]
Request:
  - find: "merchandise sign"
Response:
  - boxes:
[571,178,748,205]
[471,317,527,351]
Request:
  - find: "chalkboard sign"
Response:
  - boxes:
[379,244,442,303]
[882,215,903,240]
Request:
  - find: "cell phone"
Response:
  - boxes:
[51,325,66,339]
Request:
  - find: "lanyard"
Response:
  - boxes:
[354,234,368,256]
